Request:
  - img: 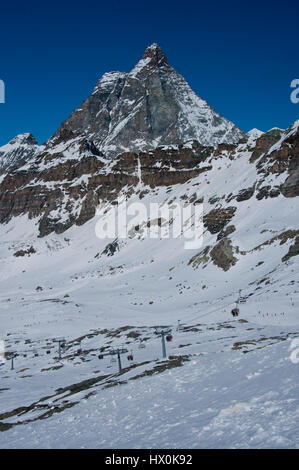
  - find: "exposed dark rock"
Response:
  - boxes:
[102,239,119,257]
[282,236,299,262]
[250,129,283,163]
[188,245,211,268]
[269,187,281,198]
[210,238,238,271]
[281,168,299,197]
[217,224,236,241]
[236,187,255,202]
[204,207,237,234]
[13,246,36,257]
[256,186,271,200]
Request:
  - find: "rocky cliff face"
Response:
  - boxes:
[48,43,245,156]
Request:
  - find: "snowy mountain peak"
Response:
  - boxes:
[142,42,170,67]
[247,128,264,139]
[0,133,38,176]
[48,44,245,156]
[7,133,38,147]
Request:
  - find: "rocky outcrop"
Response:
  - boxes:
[203,207,237,234]
[0,142,215,236]
[281,169,299,197]
[282,236,299,262]
[250,129,283,163]
[217,224,236,241]
[188,245,211,268]
[236,187,255,202]
[210,238,238,271]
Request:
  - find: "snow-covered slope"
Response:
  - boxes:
[0,120,298,448]
[1,324,299,449]
[0,200,298,448]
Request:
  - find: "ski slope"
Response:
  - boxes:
[0,123,298,448]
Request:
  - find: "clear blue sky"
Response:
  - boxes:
[0,0,298,146]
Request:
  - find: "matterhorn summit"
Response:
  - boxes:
[49,43,245,156]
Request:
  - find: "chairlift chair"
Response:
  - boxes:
[231,308,239,317]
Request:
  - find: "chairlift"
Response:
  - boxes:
[231,290,242,317]
[231,308,239,317]
[127,354,134,361]
[98,354,104,360]
[166,335,173,342]
[46,350,51,354]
